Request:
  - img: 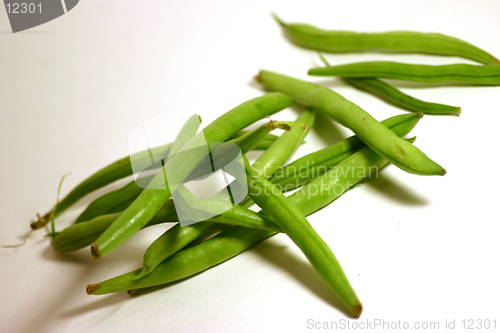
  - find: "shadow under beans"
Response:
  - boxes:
[41,234,157,266]
[362,171,429,206]
[312,111,347,147]
[42,244,96,264]
[252,239,354,318]
[58,292,130,319]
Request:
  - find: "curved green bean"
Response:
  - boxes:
[343,78,461,115]
[270,112,422,190]
[273,14,499,65]
[256,70,445,176]
[308,61,500,86]
[91,93,294,259]
[167,114,202,159]
[244,156,362,317]
[228,130,279,141]
[252,112,314,180]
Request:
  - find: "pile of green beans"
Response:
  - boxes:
[28,13,500,319]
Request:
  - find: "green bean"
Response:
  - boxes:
[252,112,314,179]
[250,136,279,150]
[308,61,500,86]
[52,200,179,252]
[185,120,304,182]
[75,176,154,223]
[256,70,445,176]
[87,139,416,309]
[244,156,362,317]
[270,112,422,191]
[272,14,499,65]
[343,78,461,115]
[105,198,136,214]
[167,114,202,159]
[86,226,275,295]
[228,131,283,150]
[238,109,315,208]
[53,199,278,253]
[316,54,460,115]
[91,93,294,259]
[134,112,314,277]
[228,130,279,141]
[289,136,413,215]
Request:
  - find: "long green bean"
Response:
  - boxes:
[308,61,500,86]
[343,78,461,115]
[270,112,422,191]
[256,70,445,175]
[244,156,362,317]
[273,14,499,65]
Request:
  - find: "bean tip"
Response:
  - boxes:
[86,284,98,295]
[90,244,101,260]
[270,12,287,28]
[352,302,363,318]
[30,222,41,230]
[31,212,50,230]
[254,71,263,83]
[441,169,447,176]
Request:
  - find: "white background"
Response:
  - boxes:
[1,1,499,332]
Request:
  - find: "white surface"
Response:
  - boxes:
[1,1,499,332]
